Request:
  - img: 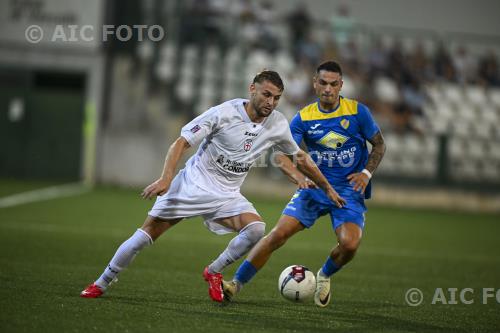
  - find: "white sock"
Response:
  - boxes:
[95,229,153,289]
[208,221,265,274]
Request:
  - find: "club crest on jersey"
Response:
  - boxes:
[317,131,349,149]
[243,139,253,151]
[341,119,350,129]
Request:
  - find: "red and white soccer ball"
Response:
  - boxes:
[278,265,316,302]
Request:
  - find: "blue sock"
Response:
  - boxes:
[234,260,258,284]
[321,256,341,277]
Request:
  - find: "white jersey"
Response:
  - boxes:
[180,98,300,193]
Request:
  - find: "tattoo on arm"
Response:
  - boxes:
[365,131,386,174]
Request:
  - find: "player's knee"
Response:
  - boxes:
[340,238,360,254]
[243,222,266,244]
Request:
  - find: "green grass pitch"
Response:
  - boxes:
[0,183,499,332]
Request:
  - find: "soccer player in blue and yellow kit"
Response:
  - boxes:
[223,61,386,307]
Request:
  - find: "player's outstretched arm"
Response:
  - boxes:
[293,149,346,207]
[274,153,317,189]
[347,131,386,193]
[141,136,191,199]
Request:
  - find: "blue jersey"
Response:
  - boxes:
[290,97,379,199]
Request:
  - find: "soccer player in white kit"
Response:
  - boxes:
[80,71,345,302]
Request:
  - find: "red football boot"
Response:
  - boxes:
[80,283,104,298]
[203,267,224,302]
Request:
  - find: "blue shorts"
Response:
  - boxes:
[282,187,366,231]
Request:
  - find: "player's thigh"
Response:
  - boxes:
[271,214,305,240]
[141,215,183,241]
[214,212,263,232]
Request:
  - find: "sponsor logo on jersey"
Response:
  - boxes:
[190,125,201,133]
[316,131,349,149]
[314,147,357,167]
[243,139,253,151]
[308,129,324,135]
[307,123,323,134]
[244,131,258,137]
[216,154,252,173]
[340,119,350,129]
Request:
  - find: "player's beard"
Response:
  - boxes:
[253,100,273,118]
[257,105,273,117]
[319,93,339,110]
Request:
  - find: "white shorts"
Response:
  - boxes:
[148,169,258,235]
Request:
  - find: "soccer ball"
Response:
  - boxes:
[278,265,316,302]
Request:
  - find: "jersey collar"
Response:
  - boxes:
[316,96,342,114]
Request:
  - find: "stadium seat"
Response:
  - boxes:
[159,42,176,63]
[274,51,295,73]
[467,140,486,160]
[340,75,359,99]
[156,61,175,82]
[180,61,196,77]
[195,96,215,115]
[425,85,443,106]
[450,120,470,137]
[483,164,500,182]
[401,135,421,155]
[480,105,498,123]
[465,85,488,106]
[455,101,476,122]
[176,79,194,102]
[421,158,437,177]
[434,96,457,118]
[383,133,401,153]
[448,137,465,158]
[247,50,273,68]
[377,158,394,175]
[425,135,439,153]
[205,46,220,65]
[442,83,463,105]
[202,66,218,81]
[156,42,177,82]
[469,121,491,140]
[400,157,420,176]
[374,76,399,103]
[488,88,500,108]
[487,141,500,159]
[183,46,199,61]
[200,83,216,99]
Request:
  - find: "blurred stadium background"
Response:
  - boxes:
[1,0,499,210]
[1,1,500,332]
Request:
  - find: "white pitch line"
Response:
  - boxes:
[0,182,90,208]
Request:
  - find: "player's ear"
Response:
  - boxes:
[249,83,258,98]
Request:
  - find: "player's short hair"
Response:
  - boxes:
[316,61,343,76]
[252,70,284,91]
